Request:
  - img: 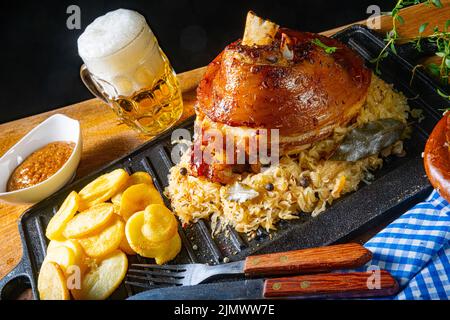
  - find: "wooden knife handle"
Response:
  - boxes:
[244,243,372,276]
[263,271,399,299]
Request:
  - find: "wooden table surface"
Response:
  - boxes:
[1,2,449,281]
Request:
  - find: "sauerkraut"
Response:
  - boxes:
[165,75,410,237]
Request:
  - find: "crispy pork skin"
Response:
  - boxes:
[196,29,371,138]
[190,27,371,184]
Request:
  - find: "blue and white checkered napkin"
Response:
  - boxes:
[361,190,450,299]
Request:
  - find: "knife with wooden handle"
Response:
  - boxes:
[128,271,399,300]
[264,270,398,298]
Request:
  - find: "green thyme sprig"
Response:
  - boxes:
[371,0,438,74]
[438,88,450,99]
[371,0,449,104]
[311,38,337,54]
[411,20,450,85]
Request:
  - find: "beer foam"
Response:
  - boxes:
[77,9,165,97]
[78,9,146,59]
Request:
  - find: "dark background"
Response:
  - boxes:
[0,0,393,124]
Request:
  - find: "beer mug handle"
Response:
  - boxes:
[80,65,108,103]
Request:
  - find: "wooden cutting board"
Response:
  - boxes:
[0,1,449,281]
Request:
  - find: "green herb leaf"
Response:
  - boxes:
[437,88,450,100]
[377,0,448,98]
[428,63,441,76]
[311,38,337,54]
[419,22,429,33]
[330,119,406,162]
[412,38,423,52]
[432,0,443,8]
[396,15,405,25]
[390,42,397,54]
[445,19,450,32]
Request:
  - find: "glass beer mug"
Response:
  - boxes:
[78,9,183,135]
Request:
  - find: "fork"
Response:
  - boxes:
[126,243,372,288]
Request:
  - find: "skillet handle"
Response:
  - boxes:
[263,270,399,299]
[0,259,30,300]
[244,243,372,277]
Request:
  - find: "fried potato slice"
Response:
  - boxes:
[78,169,129,210]
[119,183,164,221]
[111,194,121,207]
[119,235,136,255]
[111,172,155,205]
[47,239,85,259]
[47,239,87,273]
[78,217,124,258]
[117,217,136,255]
[155,233,182,265]
[125,211,180,263]
[44,245,76,274]
[142,204,178,243]
[38,262,70,300]
[113,203,121,215]
[242,11,279,46]
[71,250,128,300]
[63,203,115,239]
[46,191,79,241]
[129,172,154,186]
[125,211,167,258]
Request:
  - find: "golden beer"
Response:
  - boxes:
[111,51,183,135]
[78,9,183,135]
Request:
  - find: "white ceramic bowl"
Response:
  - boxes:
[0,114,82,204]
